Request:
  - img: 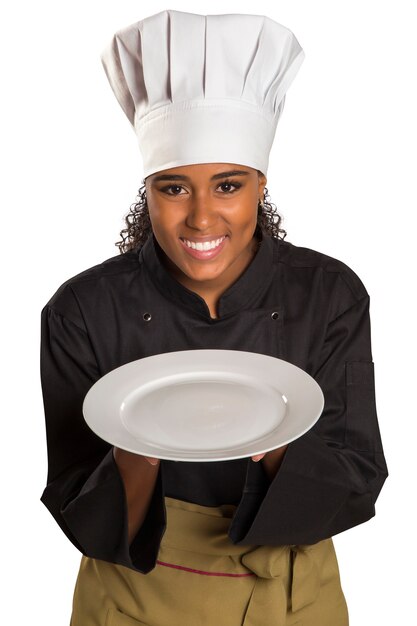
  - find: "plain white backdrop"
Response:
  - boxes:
[2,0,415,623]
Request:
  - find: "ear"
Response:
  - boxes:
[257,170,267,199]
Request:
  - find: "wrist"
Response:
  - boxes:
[113,447,157,471]
[261,445,288,479]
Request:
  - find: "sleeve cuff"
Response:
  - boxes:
[228,433,352,546]
[61,449,167,574]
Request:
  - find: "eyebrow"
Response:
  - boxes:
[150,170,250,183]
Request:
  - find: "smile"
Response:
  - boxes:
[179,235,228,260]
[182,236,226,251]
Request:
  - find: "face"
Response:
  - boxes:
[145,163,267,294]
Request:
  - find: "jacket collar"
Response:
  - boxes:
[139,229,276,319]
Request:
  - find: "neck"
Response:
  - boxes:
[161,232,262,297]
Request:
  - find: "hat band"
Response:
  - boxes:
[135,99,276,179]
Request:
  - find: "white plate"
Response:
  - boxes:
[83,350,324,462]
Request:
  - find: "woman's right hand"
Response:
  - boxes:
[143,455,160,466]
[112,447,160,544]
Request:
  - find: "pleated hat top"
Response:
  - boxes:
[100,9,305,178]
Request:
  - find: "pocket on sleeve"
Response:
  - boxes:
[106,607,149,626]
[344,361,383,452]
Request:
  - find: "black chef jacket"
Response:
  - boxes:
[39,229,388,574]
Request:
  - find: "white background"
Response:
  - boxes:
[2,0,415,623]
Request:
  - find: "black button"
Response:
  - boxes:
[143,312,152,322]
[271,311,279,320]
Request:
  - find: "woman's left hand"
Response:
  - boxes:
[251,444,288,462]
[251,444,289,479]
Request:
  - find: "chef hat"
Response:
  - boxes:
[100,9,305,179]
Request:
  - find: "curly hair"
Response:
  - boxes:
[115,171,287,254]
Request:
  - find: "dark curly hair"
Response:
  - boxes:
[115,171,287,254]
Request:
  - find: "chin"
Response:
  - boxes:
[186,264,222,276]
[185,265,225,281]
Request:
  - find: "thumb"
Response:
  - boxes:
[144,456,160,466]
[251,453,266,462]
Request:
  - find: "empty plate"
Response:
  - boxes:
[82,349,324,461]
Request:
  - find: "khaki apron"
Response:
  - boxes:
[70,496,349,626]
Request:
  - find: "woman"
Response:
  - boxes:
[40,10,388,626]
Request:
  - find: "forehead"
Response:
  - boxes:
[149,163,254,183]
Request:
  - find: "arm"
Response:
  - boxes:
[252,446,289,478]
[228,293,389,545]
[112,448,160,545]
[39,301,166,573]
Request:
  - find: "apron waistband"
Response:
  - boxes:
[162,497,329,621]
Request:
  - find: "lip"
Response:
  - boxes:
[179,235,228,260]
[180,234,227,243]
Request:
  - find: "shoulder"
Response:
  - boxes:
[269,237,370,320]
[273,237,369,300]
[41,248,140,328]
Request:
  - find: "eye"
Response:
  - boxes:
[160,184,186,196]
[217,180,242,193]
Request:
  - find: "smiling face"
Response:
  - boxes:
[145,163,267,297]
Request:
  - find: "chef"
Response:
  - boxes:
[39,9,388,626]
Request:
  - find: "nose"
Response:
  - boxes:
[185,197,218,231]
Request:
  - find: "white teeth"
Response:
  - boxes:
[183,236,226,251]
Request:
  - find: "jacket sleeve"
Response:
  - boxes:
[39,302,166,573]
[228,291,389,546]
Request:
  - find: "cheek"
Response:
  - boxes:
[236,204,258,228]
[148,206,183,239]
[220,200,257,223]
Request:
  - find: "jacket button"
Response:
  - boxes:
[143,312,152,322]
[271,311,280,320]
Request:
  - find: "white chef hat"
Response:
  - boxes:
[100,9,305,179]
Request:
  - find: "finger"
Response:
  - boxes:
[251,453,265,462]
[144,456,160,466]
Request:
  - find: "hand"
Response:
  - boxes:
[143,455,160,466]
[251,444,289,463]
[113,447,160,467]
[251,445,289,480]
[251,453,265,462]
